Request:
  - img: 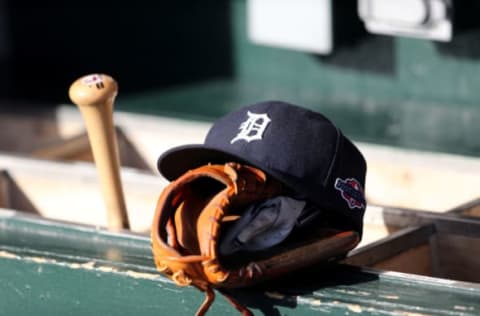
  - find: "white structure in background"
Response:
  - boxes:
[247,0,333,54]
[358,0,452,42]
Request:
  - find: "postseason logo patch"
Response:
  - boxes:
[334,178,366,210]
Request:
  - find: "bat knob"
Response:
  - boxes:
[68,74,118,108]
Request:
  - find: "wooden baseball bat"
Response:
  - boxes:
[68,74,130,230]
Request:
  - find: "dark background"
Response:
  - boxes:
[1,0,480,156]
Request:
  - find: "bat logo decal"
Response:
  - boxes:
[81,74,105,89]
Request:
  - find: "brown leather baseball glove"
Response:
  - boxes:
[151,162,360,316]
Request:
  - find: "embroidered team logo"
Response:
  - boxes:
[334,178,366,210]
[231,111,271,144]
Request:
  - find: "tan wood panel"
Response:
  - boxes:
[434,234,480,283]
[373,244,433,277]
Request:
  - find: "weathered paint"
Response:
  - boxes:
[0,211,479,316]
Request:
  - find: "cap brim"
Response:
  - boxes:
[157,145,252,181]
[158,144,307,203]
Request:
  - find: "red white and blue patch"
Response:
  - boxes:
[334,178,366,210]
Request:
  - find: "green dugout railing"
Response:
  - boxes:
[1,209,479,316]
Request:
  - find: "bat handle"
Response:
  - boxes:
[69,74,130,231]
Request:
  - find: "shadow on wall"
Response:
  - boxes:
[314,1,396,76]
[316,35,396,76]
[435,0,480,59]
[0,1,233,103]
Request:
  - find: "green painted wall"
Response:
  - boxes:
[227,0,480,156]
[117,1,480,157]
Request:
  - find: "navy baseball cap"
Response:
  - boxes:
[158,101,367,236]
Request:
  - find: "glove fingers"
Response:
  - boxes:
[174,186,215,254]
